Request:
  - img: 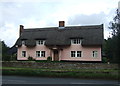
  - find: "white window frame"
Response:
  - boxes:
[77,51,82,57]
[92,51,98,58]
[71,39,81,44]
[36,40,45,45]
[36,51,45,57]
[22,51,26,57]
[36,51,41,57]
[71,51,76,57]
[71,51,82,57]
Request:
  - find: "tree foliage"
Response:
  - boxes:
[1,41,10,61]
[107,9,120,63]
[109,9,120,35]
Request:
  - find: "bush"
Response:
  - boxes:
[102,57,108,63]
[28,56,35,61]
[11,54,17,61]
[47,56,52,61]
[2,54,11,61]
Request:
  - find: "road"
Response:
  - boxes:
[1,75,120,86]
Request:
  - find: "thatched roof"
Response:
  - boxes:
[15,24,104,47]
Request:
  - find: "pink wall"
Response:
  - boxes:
[60,45,101,61]
[17,45,101,61]
[17,45,50,60]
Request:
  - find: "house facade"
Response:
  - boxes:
[16,21,103,61]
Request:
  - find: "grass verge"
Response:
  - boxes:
[2,67,119,80]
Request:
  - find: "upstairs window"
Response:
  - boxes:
[71,39,81,44]
[22,51,26,57]
[71,51,82,57]
[36,40,45,45]
[92,51,98,58]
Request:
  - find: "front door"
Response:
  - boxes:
[53,50,59,61]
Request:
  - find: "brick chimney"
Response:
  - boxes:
[59,21,65,28]
[19,25,24,36]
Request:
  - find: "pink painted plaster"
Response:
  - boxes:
[17,44,101,61]
[17,45,50,60]
[60,45,101,61]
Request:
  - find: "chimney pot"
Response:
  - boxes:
[59,21,65,27]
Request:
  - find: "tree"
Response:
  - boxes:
[1,41,10,61]
[102,39,113,63]
[109,9,120,35]
[108,9,120,63]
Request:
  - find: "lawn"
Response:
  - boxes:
[2,67,119,80]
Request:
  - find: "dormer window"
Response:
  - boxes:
[36,40,45,45]
[71,39,82,44]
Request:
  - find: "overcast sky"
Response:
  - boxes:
[0,0,119,47]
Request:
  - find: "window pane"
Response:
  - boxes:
[71,51,75,57]
[71,39,81,44]
[36,41,39,45]
[76,39,78,44]
[93,51,98,57]
[78,39,80,44]
[73,39,75,44]
[36,40,45,45]
[38,41,40,45]
[36,51,40,57]
[93,51,94,57]
[36,51,45,57]
[22,51,26,57]
[41,51,45,57]
[40,40,43,44]
[77,51,81,57]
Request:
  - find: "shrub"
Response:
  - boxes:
[2,54,11,61]
[102,57,108,63]
[11,54,17,61]
[47,56,52,61]
[28,56,35,61]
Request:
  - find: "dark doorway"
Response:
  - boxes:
[53,50,59,61]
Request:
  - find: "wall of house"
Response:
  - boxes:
[17,44,101,61]
[60,45,101,61]
[17,45,50,60]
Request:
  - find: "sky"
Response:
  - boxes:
[0,0,119,47]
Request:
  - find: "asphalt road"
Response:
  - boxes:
[1,75,120,86]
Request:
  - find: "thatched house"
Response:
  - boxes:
[15,21,103,61]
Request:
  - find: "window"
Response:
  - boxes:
[36,51,40,57]
[71,51,76,57]
[77,51,82,57]
[36,40,45,45]
[71,51,82,57]
[36,51,45,57]
[71,39,81,44]
[92,51,98,58]
[22,51,26,57]
[41,51,45,57]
